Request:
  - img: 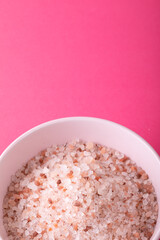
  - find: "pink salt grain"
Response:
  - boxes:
[3,140,158,240]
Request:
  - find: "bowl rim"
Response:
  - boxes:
[0,117,159,161]
[0,117,160,239]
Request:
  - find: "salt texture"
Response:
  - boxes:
[3,140,158,240]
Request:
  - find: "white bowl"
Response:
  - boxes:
[0,117,160,239]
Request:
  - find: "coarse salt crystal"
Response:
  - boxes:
[28,182,37,191]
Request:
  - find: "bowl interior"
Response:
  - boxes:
[0,118,160,239]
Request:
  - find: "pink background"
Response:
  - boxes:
[0,0,160,155]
